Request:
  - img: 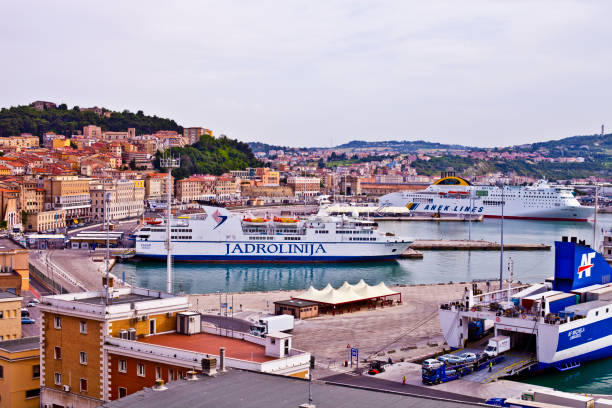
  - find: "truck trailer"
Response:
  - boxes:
[250,314,294,337]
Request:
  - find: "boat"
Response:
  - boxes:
[145,219,162,225]
[134,206,412,262]
[378,173,594,222]
[439,237,612,374]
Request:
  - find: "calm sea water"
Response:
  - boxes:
[113,213,612,394]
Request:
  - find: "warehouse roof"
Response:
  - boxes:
[100,369,483,408]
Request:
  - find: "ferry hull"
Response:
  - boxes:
[136,254,401,263]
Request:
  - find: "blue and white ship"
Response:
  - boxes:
[134,206,412,262]
[439,238,612,373]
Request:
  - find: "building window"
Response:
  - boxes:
[155,366,162,380]
[54,372,62,385]
[137,363,145,377]
[118,387,127,398]
[0,311,3,319]
[54,316,62,329]
[32,364,40,379]
[79,351,88,365]
[54,347,61,360]
[0,365,3,379]
[25,388,40,399]
[149,319,156,335]
[118,359,127,373]
[80,321,87,334]
[80,378,88,392]
[168,368,174,382]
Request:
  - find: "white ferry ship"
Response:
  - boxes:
[134,206,412,262]
[440,238,612,373]
[378,175,593,222]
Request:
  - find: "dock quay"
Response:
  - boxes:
[410,240,550,251]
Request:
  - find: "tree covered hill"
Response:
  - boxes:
[0,104,182,137]
[156,135,262,179]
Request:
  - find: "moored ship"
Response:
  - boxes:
[378,174,593,222]
[134,206,412,262]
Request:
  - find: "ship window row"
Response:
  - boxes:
[249,236,272,240]
[140,228,151,231]
[337,230,373,234]
[483,200,504,205]
[315,230,329,234]
[171,236,192,240]
[151,228,165,232]
[172,228,192,232]
[284,237,302,241]
[349,237,376,241]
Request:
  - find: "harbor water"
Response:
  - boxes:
[115,214,612,295]
[113,214,612,394]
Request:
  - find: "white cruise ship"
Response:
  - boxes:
[134,206,412,262]
[378,175,593,222]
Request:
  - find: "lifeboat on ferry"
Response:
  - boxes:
[273,216,299,226]
[242,217,270,226]
[146,219,162,225]
[448,191,469,195]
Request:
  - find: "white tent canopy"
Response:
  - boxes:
[293,279,400,305]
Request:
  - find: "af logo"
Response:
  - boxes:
[577,252,596,279]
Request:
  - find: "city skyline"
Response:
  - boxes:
[2,1,612,147]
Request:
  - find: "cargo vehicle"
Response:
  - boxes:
[436,354,453,363]
[250,314,294,337]
[469,319,494,339]
[484,336,511,358]
[21,317,35,324]
[422,363,471,385]
[533,389,594,408]
[485,397,568,407]
[422,359,443,370]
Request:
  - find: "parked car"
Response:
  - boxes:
[436,354,453,363]
[445,355,466,365]
[27,299,39,307]
[459,352,478,363]
[21,308,29,317]
[422,358,444,369]
[21,317,35,324]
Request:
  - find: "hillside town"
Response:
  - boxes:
[0,101,608,235]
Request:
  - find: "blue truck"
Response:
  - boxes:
[468,319,494,340]
[422,363,472,385]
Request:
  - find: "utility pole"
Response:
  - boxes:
[594,184,599,249]
[104,182,111,305]
[499,185,505,291]
[160,156,180,294]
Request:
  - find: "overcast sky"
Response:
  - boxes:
[2,1,611,147]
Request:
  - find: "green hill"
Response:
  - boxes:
[0,104,182,137]
[156,135,262,179]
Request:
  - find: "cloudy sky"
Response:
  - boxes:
[2,1,611,147]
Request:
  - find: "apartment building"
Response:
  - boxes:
[339,175,361,195]
[31,101,56,111]
[102,128,135,142]
[39,287,310,407]
[216,177,238,201]
[0,238,30,292]
[182,127,212,144]
[0,293,22,341]
[89,179,144,222]
[43,176,92,224]
[144,173,172,202]
[0,187,20,231]
[0,135,39,149]
[175,175,216,203]
[27,209,66,233]
[0,337,41,408]
[82,125,102,139]
[287,176,321,198]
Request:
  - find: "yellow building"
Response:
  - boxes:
[0,293,22,341]
[39,287,189,408]
[0,337,40,408]
[26,210,65,233]
[0,239,29,292]
[52,139,71,149]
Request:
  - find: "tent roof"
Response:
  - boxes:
[293,280,400,305]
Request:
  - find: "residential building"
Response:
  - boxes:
[122,152,151,169]
[182,127,212,144]
[215,177,238,201]
[89,179,145,222]
[0,337,41,408]
[43,176,92,224]
[0,187,20,231]
[144,173,172,202]
[0,238,29,293]
[27,209,66,233]
[0,135,39,149]
[82,125,103,139]
[287,176,321,198]
[19,179,44,215]
[0,293,22,341]
[174,175,216,203]
[31,100,56,111]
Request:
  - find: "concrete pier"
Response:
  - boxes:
[410,240,550,251]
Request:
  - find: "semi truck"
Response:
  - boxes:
[422,363,472,385]
[250,315,294,337]
[468,319,494,340]
[484,335,511,358]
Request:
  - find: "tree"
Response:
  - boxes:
[58,103,68,110]
[129,158,137,170]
